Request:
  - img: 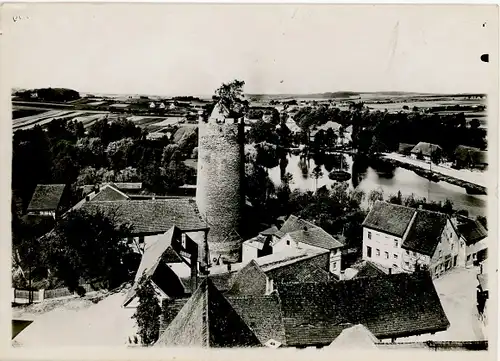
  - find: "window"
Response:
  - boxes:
[385,251,389,259]
[368,231,372,240]
[376,249,380,257]
[394,254,398,259]
[439,250,442,258]
[451,243,454,250]
[367,246,372,258]
[286,240,290,245]
[405,261,410,268]
[394,240,398,248]
[393,264,398,269]
[332,262,337,270]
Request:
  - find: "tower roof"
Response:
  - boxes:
[155,278,261,348]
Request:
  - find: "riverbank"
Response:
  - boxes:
[380,153,487,195]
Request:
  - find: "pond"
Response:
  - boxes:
[268,153,487,217]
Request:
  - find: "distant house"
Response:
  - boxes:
[398,143,416,156]
[456,217,488,267]
[149,102,156,109]
[155,279,262,348]
[27,184,67,218]
[454,145,488,170]
[242,226,284,262]
[362,201,462,277]
[410,142,443,162]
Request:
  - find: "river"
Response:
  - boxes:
[268,153,487,218]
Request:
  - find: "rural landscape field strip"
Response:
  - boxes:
[13,110,74,129]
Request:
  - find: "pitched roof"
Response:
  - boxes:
[260,225,284,238]
[123,227,189,306]
[402,210,448,256]
[80,198,207,234]
[458,219,488,245]
[352,260,389,279]
[329,324,380,349]
[288,228,343,250]
[155,279,261,348]
[281,215,343,250]
[276,272,449,346]
[410,142,442,157]
[27,184,66,211]
[228,293,287,346]
[226,260,268,296]
[398,143,416,153]
[362,201,416,237]
[91,184,130,201]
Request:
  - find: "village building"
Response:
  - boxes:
[362,201,462,278]
[456,216,488,267]
[79,195,209,254]
[26,184,68,219]
[122,226,207,307]
[398,143,416,156]
[410,142,443,162]
[242,216,343,277]
[158,271,449,348]
[155,279,261,348]
[454,145,488,170]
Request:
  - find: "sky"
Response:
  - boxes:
[4,4,497,96]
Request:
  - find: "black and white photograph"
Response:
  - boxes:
[3,3,497,354]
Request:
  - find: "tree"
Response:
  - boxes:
[367,188,384,208]
[132,274,161,346]
[42,209,132,293]
[214,80,248,117]
[430,150,441,165]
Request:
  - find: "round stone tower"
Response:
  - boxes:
[196,102,245,263]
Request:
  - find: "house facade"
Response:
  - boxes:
[362,201,462,278]
[410,142,442,162]
[242,216,343,277]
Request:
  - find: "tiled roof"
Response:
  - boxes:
[362,201,416,237]
[27,184,66,211]
[352,260,388,279]
[228,293,287,346]
[288,228,343,250]
[281,215,343,250]
[155,279,261,348]
[226,260,267,296]
[123,227,188,306]
[260,225,283,237]
[410,142,442,157]
[91,185,129,201]
[80,198,207,234]
[276,272,449,346]
[402,210,448,256]
[458,219,488,246]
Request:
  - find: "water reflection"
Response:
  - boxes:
[268,153,487,217]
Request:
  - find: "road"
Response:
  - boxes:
[382,153,487,188]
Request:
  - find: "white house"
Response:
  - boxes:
[149,102,156,109]
[242,216,344,277]
[410,142,443,162]
[456,217,488,267]
[362,201,462,278]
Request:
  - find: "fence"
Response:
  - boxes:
[12,283,98,304]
